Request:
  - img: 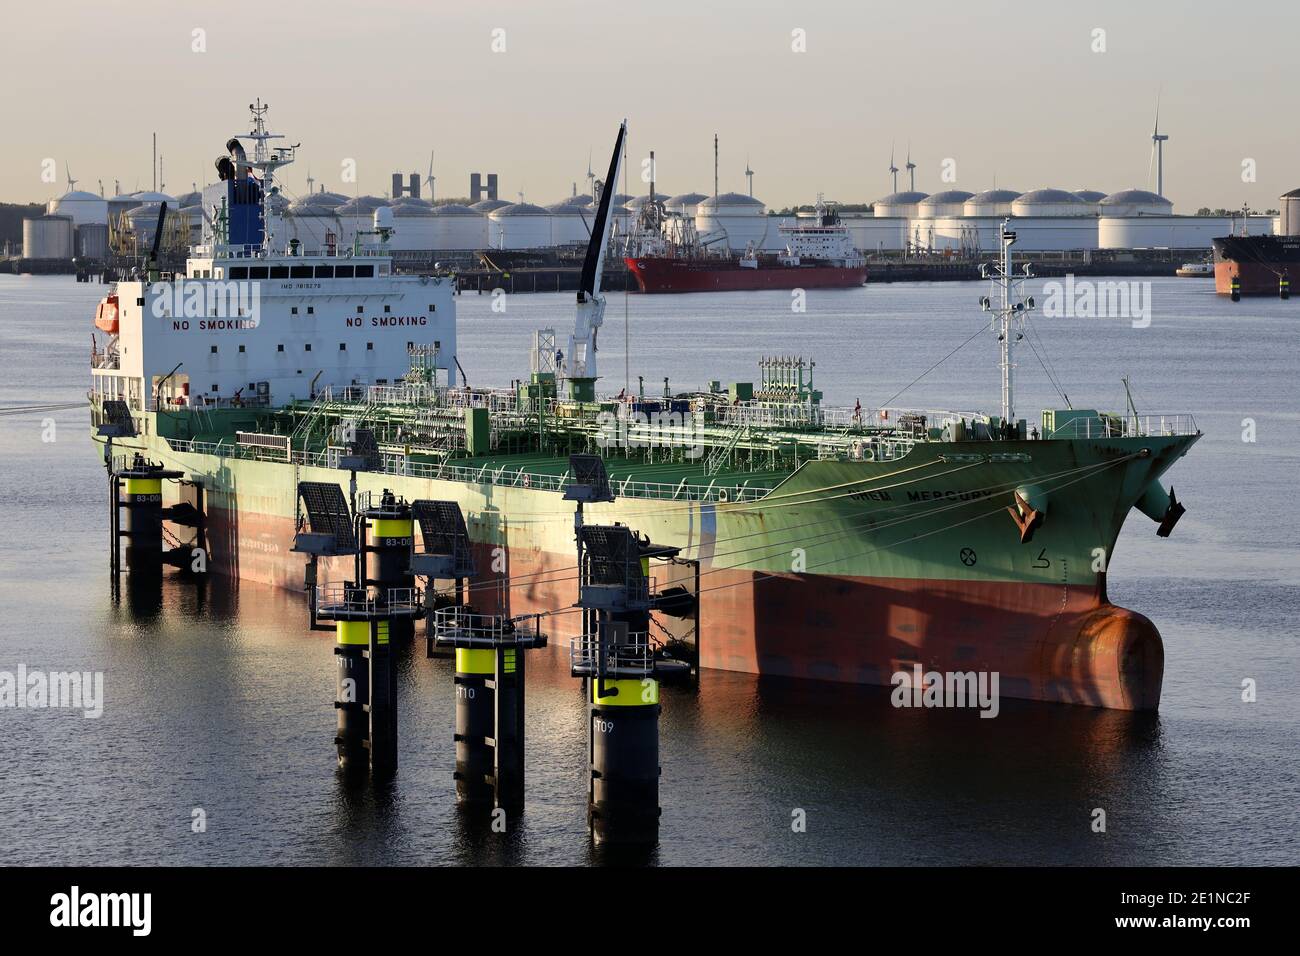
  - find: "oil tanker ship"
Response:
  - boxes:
[624,197,867,293]
[89,107,1200,711]
[1213,191,1300,295]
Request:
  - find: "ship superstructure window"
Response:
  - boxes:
[315,266,332,279]
[238,345,245,353]
[304,343,312,352]
[290,266,313,279]
[384,305,391,313]
[229,267,249,279]
[291,307,298,315]
[335,265,354,278]
[277,344,284,352]
[356,265,374,278]
[356,305,364,313]
[270,266,289,279]
[339,343,346,351]
[307,307,314,315]
[211,346,218,354]
[367,342,373,351]
[428,304,436,312]
[249,266,268,279]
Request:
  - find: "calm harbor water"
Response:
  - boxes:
[0,274,1296,866]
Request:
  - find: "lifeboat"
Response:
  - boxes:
[94,294,119,334]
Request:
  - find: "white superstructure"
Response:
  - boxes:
[89,103,457,415]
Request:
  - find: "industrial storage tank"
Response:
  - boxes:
[386,202,438,251]
[843,214,908,253]
[664,192,707,219]
[1011,188,1088,217]
[963,189,1021,217]
[873,190,928,218]
[547,200,590,246]
[917,190,974,218]
[286,195,343,252]
[488,202,552,249]
[47,189,108,226]
[23,215,74,260]
[335,196,386,246]
[695,192,769,251]
[1279,188,1300,235]
[1098,215,1273,250]
[76,222,110,260]
[1073,189,1107,211]
[470,198,511,215]
[1098,189,1173,217]
[429,203,488,250]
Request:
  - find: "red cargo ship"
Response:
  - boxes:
[624,198,867,293]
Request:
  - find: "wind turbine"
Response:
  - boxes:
[585,147,595,199]
[889,143,899,193]
[1150,94,1169,197]
[745,155,754,197]
[305,167,315,195]
[65,163,77,193]
[423,150,436,202]
[906,144,916,192]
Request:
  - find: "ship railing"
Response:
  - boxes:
[315,584,423,616]
[91,351,120,370]
[1049,413,1199,439]
[236,431,290,461]
[569,632,656,678]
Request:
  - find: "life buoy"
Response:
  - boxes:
[522,473,531,489]
[717,488,730,503]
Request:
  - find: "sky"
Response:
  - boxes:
[2,0,1296,212]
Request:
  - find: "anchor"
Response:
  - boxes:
[1007,490,1043,544]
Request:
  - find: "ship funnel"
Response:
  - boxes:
[226,138,248,180]
[1136,481,1185,537]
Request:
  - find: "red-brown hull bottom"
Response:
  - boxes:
[195,505,1163,711]
[1215,260,1290,295]
[625,257,867,293]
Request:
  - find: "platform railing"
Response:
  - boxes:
[315,584,422,615]
[1048,413,1199,439]
[569,632,656,677]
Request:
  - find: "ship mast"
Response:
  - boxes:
[980,221,1035,425]
[231,100,296,254]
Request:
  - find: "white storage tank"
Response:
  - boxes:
[430,203,488,250]
[1011,188,1088,217]
[1099,215,1273,250]
[547,201,590,246]
[488,202,552,249]
[47,189,108,226]
[1003,216,1099,251]
[470,198,511,216]
[664,192,707,219]
[843,215,908,253]
[1279,188,1300,235]
[1073,189,1106,214]
[917,190,974,218]
[873,190,928,218]
[286,195,343,252]
[386,202,438,251]
[695,191,768,251]
[963,189,1021,217]
[335,196,386,246]
[1098,189,1173,218]
[23,215,74,260]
